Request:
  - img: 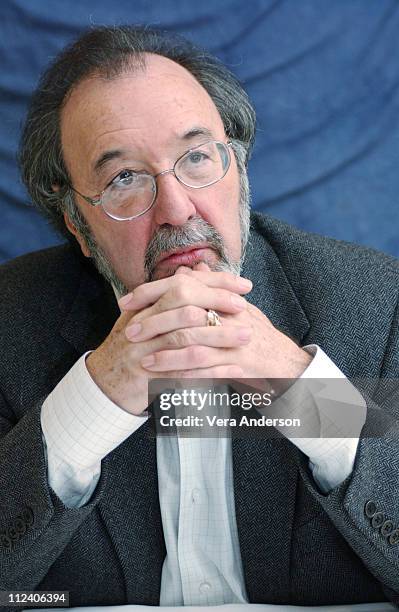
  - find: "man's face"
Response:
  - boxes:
[60,54,243,292]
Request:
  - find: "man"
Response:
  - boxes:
[0,25,399,608]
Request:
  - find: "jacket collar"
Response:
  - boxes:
[60,256,120,353]
[242,213,309,344]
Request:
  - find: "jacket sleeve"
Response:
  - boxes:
[297,298,399,603]
[0,393,109,591]
[41,352,145,509]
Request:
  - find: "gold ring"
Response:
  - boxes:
[206,309,222,326]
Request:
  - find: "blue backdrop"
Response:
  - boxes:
[1,0,399,263]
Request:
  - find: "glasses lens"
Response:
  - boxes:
[175,141,231,188]
[102,172,156,220]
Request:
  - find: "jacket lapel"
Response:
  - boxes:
[242,218,309,342]
[59,260,120,353]
[233,437,299,603]
[234,218,309,601]
[99,422,166,604]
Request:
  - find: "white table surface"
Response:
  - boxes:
[34,602,396,612]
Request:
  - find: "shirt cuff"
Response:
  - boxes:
[290,344,367,493]
[41,351,148,470]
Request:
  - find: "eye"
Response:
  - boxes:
[111,169,138,187]
[187,151,209,165]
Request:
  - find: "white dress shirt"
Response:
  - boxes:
[41,345,366,606]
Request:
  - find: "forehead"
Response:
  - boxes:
[60,53,226,174]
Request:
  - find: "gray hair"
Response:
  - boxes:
[19,25,256,240]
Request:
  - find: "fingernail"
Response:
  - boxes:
[238,278,252,290]
[141,354,155,367]
[118,293,132,308]
[126,322,142,339]
[231,295,247,309]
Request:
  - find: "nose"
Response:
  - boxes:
[152,171,197,226]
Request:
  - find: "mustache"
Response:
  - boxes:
[144,216,230,281]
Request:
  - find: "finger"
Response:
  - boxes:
[133,284,248,323]
[125,304,247,342]
[193,262,210,272]
[141,345,239,372]
[175,265,193,275]
[118,271,252,311]
[126,306,251,345]
[177,365,243,379]
[161,325,251,349]
[126,305,207,341]
[174,262,209,275]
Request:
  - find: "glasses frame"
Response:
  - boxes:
[68,140,233,221]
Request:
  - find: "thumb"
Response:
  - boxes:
[174,262,211,275]
[193,261,211,272]
[175,265,194,276]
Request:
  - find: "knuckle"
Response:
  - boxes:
[132,285,145,301]
[173,274,189,289]
[220,271,232,285]
[177,285,191,303]
[184,305,203,325]
[168,284,186,304]
[179,328,193,346]
[173,273,188,286]
[175,273,195,286]
[126,343,140,362]
[164,331,180,348]
[188,345,207,364]
[215,287,228,303]
[166,328,190,348]
[157,291,170,310]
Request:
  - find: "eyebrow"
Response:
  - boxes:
[92,126,216,174]
[181,126,215,141]
[93,149,127,174]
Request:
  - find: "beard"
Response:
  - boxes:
[65,147,251,299]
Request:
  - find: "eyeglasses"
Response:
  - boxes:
[69,140,233,221]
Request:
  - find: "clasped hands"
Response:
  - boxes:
[86,262,311,415]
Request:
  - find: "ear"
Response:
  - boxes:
[63,211,91,258]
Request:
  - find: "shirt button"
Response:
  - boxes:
[191,488,201,503]
[199,581,212,593]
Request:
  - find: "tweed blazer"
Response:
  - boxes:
[1,212,399,607]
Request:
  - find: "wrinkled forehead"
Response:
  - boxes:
[60,53,226,163]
